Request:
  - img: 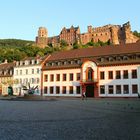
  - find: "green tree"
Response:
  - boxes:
[133,30,140,38]
[60,39,68,47]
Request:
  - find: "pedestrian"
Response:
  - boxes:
[82,89,86,100]
[138,92,140,98]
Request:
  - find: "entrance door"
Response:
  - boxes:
[86,85,94,97]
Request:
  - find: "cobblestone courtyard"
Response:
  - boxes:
[0,98,140,140]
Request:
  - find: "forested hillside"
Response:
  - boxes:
[0,38,112,63]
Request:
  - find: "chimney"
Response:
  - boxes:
[4,59,8,64]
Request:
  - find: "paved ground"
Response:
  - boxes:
[0,98,140,140]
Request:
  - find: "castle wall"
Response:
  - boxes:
[36,22,139,48]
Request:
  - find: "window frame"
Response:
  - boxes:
[100,85,105,94]
[69,86,73,94]
[108,71,113,79]
[100,71,105,80]
[116,85,121,94]
[108,85,114,94]
[132,69,137,79]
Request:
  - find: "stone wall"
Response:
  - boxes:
[36,22,139,48]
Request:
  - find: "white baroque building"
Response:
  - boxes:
[42,43,140,97]
[13,56,48,96]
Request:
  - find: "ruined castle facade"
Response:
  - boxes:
[36,22,139,48]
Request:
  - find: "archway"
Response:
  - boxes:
[86,67,94,81]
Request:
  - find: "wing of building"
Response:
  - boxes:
[13,55,50,96]
[0,61,15,95]
[41,42,140,97]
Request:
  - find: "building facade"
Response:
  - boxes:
[36,22,139,48]
[13,56,49,96]
[41,43,140,97]
[0,61,15,95]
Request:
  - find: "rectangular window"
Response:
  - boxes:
[132,85,138,94]
[63,74,67,81]
[31,78,35,84]
[56,86,60,94]
[69,86,73,94]
[108,85,113,94]
[100,85,105,94]
[123,70,128,79]
[100,71,105,80]
[132,69,137,79]
[76,86,81,94]
[50,74,54,82]
[69,73,73,81]
[108,71,113,79]
[56,74,60,81]
[123,85,129,94]
[50,87,54,94]
[19,79,22,84]
[36,78,39,84]
[76,73,80,81]
[62,86,66,94]
[116,85,121,94]
[16,70,18,75]
[44,87,48,94]
[32,69,34,74]
[26,69,28,75]
[37,68,40,74]
[44,75,48,82]
[116,71,121,79]
[20,70,22,75]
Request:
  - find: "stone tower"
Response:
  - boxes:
[36,27,48,48]
[110,26,119,45]
[123,22,139,44]
[88,25,92,33]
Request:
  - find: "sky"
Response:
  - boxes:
[0,0,139,41]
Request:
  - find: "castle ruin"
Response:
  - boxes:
[36,22,139,48]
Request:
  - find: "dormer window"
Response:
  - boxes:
[116,56,121,61]
[4,70,8,75]
[58,62,61,66]
[77,60,81,64]
[32,60,35,65]
[29,61,32,65]
[71,61,74,64]
[46,63,49,66]
[16,62,19,66]
[62,61,64,65]
[36,59,40,64]
[20,61,23,66]
[25,60,29,65]
[64,61,67,65]
[68,61,71,65]
[131,55,136,60]
[34,60,37,64]
[74,60,78,64]
[123,56,128,60]
[10,70,13,75]
[55,62,58,66]
[100,58,104,62]
[108,57,113,62]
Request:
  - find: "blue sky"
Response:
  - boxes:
[0,0,139,41]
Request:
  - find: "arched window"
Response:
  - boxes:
[87,68,93,81]
[88,68,93,80]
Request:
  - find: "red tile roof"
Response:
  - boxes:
[47,43,140,61]
[0,62,15,70]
